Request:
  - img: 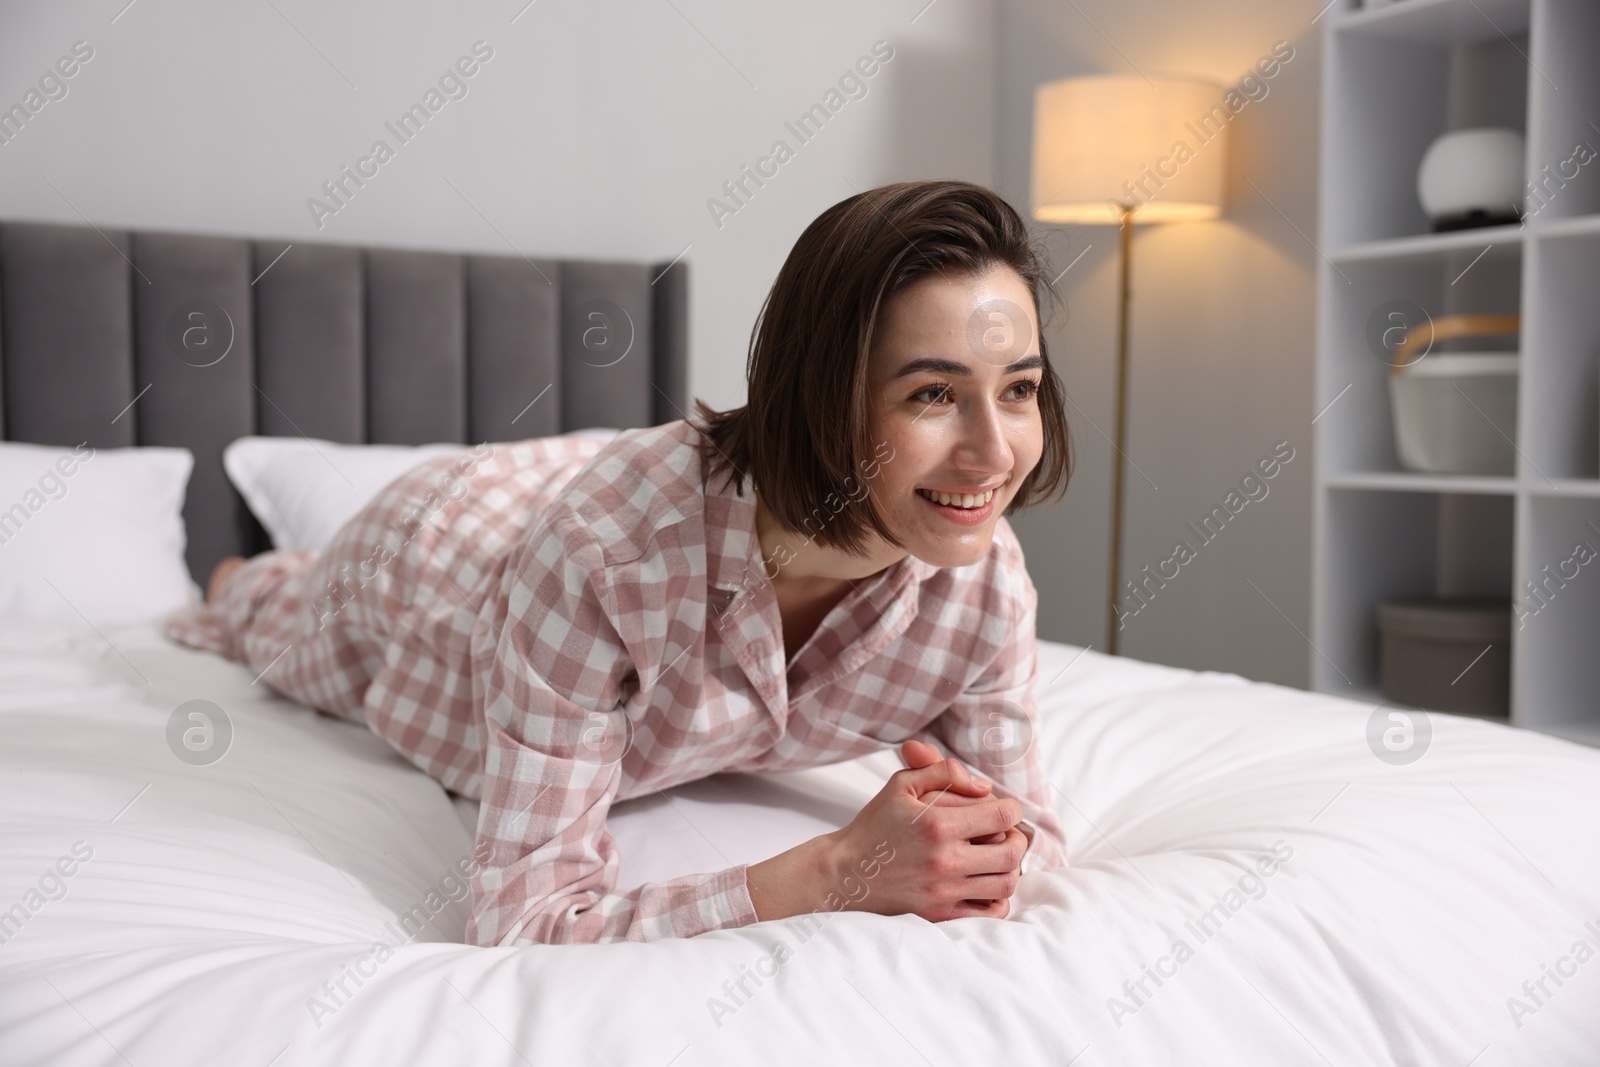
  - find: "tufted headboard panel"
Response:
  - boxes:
[0,220,689,584]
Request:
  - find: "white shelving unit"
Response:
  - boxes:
[1314,0,1600,741]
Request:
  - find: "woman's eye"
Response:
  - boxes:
[910,381,1037,406]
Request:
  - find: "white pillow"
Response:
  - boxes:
[223,437,464,552]
[224,430,621,552]
[0,441,197,626]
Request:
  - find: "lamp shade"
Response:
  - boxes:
[1032,75,1228,225]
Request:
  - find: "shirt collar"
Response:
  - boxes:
[705,462,764,595]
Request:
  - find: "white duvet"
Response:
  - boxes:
[1,616,1597,1066]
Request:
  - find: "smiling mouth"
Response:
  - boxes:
[915,487,996,509]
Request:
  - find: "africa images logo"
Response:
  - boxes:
[166,699,233,766]
[1366,705,1430,766]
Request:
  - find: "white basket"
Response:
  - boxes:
[1388,352,1519,475]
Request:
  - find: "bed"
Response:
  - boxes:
[1,221,1597,1066]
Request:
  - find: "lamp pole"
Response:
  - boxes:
[1105,203,1134,656]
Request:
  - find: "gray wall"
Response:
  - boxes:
[998,0,1321,687]
[0,0,1320,687]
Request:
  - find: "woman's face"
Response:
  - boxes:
[865,266,1046,569]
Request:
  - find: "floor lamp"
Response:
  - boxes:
[1030,75,1227,655]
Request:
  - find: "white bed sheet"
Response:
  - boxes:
[1,616,1597,1066]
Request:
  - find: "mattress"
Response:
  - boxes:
[1,616,1597,1065]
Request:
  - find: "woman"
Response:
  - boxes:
[177,179,1073,945]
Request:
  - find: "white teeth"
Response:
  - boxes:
[920,488,994,509]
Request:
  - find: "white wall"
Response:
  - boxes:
[997,0,1322,687]
[0,0,994,420]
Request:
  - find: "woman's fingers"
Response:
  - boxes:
[962,828,1029,876]
[926,796,1022,844]
[899,739,943,770]
[895,755,991,800]
[899,740,996,797]
[947,897,1010,920]
[960,870,1021,900]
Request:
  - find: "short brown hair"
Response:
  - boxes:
[693,179,1072,555]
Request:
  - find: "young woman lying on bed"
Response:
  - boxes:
[177,180,1074,945]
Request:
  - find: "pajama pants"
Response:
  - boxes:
[166,436,609,799]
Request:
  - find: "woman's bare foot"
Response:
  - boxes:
[207,556,248,604]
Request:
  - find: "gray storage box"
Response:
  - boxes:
[1377,601,1511,716]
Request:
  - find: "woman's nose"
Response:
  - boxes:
[955,398,1012,473]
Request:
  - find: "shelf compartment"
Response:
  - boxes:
[1316,488,1514,693]
[1323,15,1529,247]
[1513,494,1600,732]
[1316,250,1522,476]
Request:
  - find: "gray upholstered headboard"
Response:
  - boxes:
[0,221,689,585]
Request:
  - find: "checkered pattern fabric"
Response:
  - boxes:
[168,421,1068,945]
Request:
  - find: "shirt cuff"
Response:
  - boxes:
[1016,817,1040,875]
[720,864,762,929]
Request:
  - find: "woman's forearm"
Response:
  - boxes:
[745,832,844,921]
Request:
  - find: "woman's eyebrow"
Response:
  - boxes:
[893,354,1043,378]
